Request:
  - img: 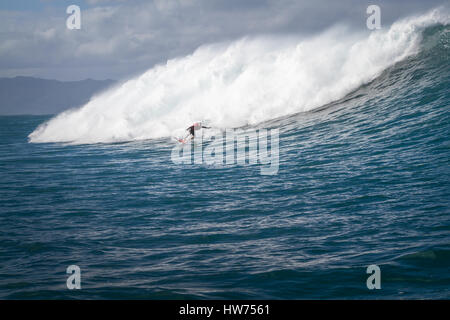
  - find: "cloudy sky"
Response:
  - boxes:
[0,0,447,81]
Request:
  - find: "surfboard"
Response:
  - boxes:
[173,135,193,144]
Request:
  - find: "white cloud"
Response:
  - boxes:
[0,0,447,80]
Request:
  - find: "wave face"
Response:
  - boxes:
[29,10,449,144]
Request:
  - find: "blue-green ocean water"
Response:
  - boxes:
[0,25,449,299]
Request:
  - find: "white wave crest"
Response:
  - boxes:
[29,9,449,144]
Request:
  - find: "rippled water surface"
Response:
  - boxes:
[0,25,449,299]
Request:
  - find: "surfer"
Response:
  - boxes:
[185,122,210,140]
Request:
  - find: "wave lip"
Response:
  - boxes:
[29,9,449,145]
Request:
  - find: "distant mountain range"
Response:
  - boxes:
[0,76,116,115]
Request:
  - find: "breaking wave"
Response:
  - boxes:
[29,9,449,144]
